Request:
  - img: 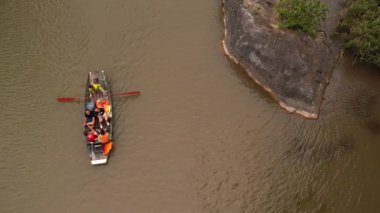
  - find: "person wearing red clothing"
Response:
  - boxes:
[83,130,98,142]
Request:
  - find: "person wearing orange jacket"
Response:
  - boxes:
[98,129,110,144]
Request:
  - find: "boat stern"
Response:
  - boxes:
[91,158,108,165]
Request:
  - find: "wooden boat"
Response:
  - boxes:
[84,70,113,165]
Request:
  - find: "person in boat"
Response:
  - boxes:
[83,129,98,142]
[83,109,95,131]
[94,107,109,129]
[89,78,106,96]
[86,100,95,111]
[98,129,110,144]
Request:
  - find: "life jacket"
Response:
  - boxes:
[98,133,110,143]
[88,84,103,95]
[92,83,103,91]
[104,105,111,113]
[96,100,110,109]
[103,142,113,156]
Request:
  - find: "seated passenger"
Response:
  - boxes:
[89,78,106,96]
[83,129,98,142]
[94,107,109,128]
[86,100,95,111]
[83,109,95,131]
[98,129,110,144]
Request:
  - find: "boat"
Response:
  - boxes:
[84,70,113,165]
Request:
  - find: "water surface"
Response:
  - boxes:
[0,0,379,212]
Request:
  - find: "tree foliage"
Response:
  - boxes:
[338,0,380,68]
[276,0,328,37]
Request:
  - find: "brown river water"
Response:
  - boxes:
[1,0,380,212]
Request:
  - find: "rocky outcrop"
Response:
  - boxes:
[222,0,345,119]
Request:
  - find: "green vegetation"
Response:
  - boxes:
[338,0,380,68]
[276,0,328,37]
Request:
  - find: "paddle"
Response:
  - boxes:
[57,91,141,102]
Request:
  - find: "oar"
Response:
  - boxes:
[57,91,141,102]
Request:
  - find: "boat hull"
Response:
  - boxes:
[84,70,113,165]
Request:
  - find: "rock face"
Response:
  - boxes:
[223,0,344,119]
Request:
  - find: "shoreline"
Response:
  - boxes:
[222,38,319,119]
[221,0,341,120]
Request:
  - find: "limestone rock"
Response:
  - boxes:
[223,0,345,119]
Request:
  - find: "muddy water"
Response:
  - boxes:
[0,0,379,212]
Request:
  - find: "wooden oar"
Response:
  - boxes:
[57,91,141,102]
